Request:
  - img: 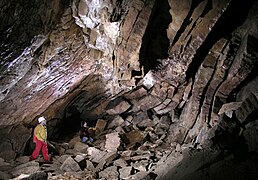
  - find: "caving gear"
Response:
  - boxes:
[81,121,87,128]
[38,116,46,124]
[80,121,95,143]
[31,138,49,161]
[31,117,49,162]
[82,136,94,143]
[33,123,47,142]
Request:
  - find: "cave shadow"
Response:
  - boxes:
[139,0,171,75]
[185,0,256,81]
[161,146,258,180]
[161,113,257,180]
[49,75,110,142]
[162,96,258,179]
[162,106,258,180]
[54,105,83,141]
[160,0,258,177]
[23,74,110,156]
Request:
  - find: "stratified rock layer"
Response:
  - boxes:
[0,0,258,179]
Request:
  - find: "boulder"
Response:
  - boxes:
[0,171,12,179]
[105,132,121,152]
[99,166,119,179]
[114,158,127,168]
[95,119,107,136]
[124,86,147,100]
[218,102,242,118]
[105,97,131,115]
[10,161,40,177]
[126,130,144,145]
[57,155,71,164]
[119,166,132,179]
[73,142,89,153]
[107,116,124,129]
[87,147,107,163]
[60,156,81,172]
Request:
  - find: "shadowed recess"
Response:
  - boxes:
[139,0,171,75]
[185,0,256,81]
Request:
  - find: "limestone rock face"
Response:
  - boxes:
[1,0,258,179]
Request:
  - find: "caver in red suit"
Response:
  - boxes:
[30,116,51,163]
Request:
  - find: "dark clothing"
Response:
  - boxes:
[80,126,94,141]
[80,126,90,139]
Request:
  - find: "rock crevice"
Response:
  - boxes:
[0,0,258,179]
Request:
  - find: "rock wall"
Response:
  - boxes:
[0,0,258,178]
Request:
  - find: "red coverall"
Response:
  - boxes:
[31,124,49,161]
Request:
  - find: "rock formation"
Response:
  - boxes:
[0,0,258,179]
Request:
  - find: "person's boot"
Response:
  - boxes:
[29,157,35,161]
[43,160,53,164]
[49,154,53,162]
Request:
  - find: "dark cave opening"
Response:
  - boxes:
[55,105,84,140]
[139,0,171,75]
[23,104,101,157]
[23,75,110,157]
[49,75,109,141]
[243,108,258,127]
[23,108,86,157]
[23,105,85,157]
[52,102,103,142]
[211,113,249,162]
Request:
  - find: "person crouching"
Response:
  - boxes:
[80,121,94,143]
